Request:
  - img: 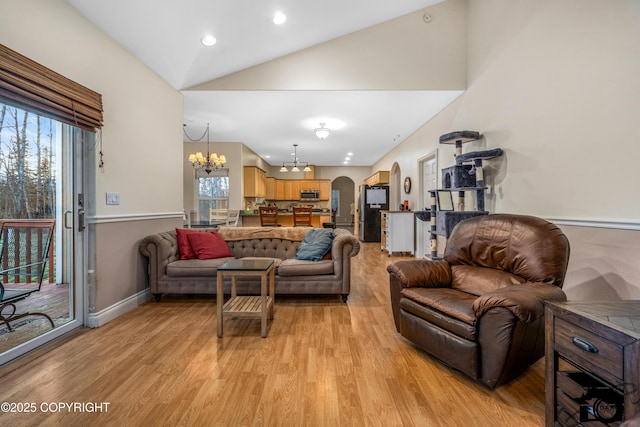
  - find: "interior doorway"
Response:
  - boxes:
[331,176,355,228]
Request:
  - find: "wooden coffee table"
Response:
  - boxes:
[216,259,275,338]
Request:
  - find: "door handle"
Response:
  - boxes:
[64,210,73,229]
[78,209,86,231]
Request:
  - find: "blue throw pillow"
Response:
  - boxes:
[295,229,336,261]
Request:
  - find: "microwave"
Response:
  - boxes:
[300,190,320,200]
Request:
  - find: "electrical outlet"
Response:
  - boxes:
[106,192,120,205]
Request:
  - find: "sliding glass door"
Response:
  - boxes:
[0,103,87,365]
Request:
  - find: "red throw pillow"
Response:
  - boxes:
[175,228,202,260]
[186,231,233,260]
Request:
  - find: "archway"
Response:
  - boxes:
[390,162,401,211]
[331,176,355,228]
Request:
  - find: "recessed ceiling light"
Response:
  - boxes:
[347,152,353,156]
[273,12,286,25]
[201,35,217,46]
[345,157,351,161]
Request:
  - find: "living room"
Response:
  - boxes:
[1,0,639,425]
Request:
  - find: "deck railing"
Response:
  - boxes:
[0,219,55,284]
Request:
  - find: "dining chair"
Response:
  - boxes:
[293,206,313,227]
[209,208,228,225]
[226,210,240,226]
[259,206,280,227]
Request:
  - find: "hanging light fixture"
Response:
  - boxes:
[279,144,312,173]
[184,122,227,174]
[314,122,331,140]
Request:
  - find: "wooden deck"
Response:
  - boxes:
[0,283,70,353]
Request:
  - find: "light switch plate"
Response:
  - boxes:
[106,192,120,205]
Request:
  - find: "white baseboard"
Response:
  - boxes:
[86,288,151,328]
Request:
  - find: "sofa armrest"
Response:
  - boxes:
[330,230,360,295]
[386,259,452,288]
[331,231,360,259]
[473,282,567,323]
[139,232,178,293]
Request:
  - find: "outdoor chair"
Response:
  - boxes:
[0,219,56,331]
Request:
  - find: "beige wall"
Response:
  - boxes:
[1,0,184,313]
[373,0,640,299]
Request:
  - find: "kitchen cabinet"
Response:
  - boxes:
[275,180,285,200]
[365,171,390,186]
[265,177,276,200]
[318,180,330,201]
[244,166,266,198]
[284,180,301,201]
[303,180,320,191]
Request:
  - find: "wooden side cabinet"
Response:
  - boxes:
[545,301,640,426]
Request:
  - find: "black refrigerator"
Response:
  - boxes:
[358,185,389,242]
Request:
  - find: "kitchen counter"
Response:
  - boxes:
[241,211,332,227]
[241,211,330,216]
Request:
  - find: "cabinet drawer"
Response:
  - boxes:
[555,318,623,382]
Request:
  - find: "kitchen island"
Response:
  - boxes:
[241,211,331,227]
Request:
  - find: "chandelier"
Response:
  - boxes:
[314,122,331,140]
[184,122,227,174]
[279,144,312,173]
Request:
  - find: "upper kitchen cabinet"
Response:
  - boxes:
[284,180,301,201]
[276,179,285,200]
[244,166,266,198]
[318,180,330,201]
[265,177,276,200]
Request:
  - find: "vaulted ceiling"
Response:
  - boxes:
[66,0,465,166]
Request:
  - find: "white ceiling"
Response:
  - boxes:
[66,0,460,167]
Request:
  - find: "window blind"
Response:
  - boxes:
[0,44,103,132]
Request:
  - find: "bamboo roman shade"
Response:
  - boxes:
[0,44,103,132]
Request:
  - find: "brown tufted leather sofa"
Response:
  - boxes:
[140,226,359,303]
[387,214,570,389]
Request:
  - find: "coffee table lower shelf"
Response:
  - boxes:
[223,296,274,318]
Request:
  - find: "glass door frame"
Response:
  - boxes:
[0,124,88,366]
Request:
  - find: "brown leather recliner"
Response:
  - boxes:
[387,214,570,389]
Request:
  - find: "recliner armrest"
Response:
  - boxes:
[473,282,567,322]
[386,259,452,288]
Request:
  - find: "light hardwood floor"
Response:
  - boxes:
[0,241,545,426]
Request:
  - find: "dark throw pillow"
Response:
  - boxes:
[295,229,335,261]
[186,231,233,260]
[175,228,201,260]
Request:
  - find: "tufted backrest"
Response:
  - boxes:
[158,229,302,261]
[444,214,570,292]
[226,238,300,259]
